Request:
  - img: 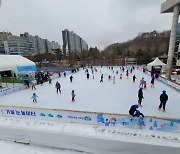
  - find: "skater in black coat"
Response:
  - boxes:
[138,88,144,107]
[70,75,73,82]
[129,104,139,116]
[133,75,137,82]
[159,90,168,112]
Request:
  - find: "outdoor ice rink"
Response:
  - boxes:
[0,66,179,119]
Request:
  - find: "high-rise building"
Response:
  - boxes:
[62,29,88,53]
[0,32,61,56]
[175,23,180,67]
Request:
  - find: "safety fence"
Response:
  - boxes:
[138,67,180,91]
[0,105,179,133]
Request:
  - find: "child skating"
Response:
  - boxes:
[71,90,76,102]
[133,75,137,82]
[113,76,115,84]
[31,93,39,102]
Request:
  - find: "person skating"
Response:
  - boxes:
[133,110,144,117]
[159,90,168,112]
[120,74,122,79]
[55,81,61,94]
[126,70,129,78]
[113,76,115,84]
[129,104,139,116]
[143,80,147,89]
[31,93,39,102]
[139,77,144,88]
[100,74,103,82]
[150,75,155,88]
[87,73,90,79]
[71,90,76,102]
[138,88,144,107]
[31,80,36,90]
[70,75,73,82]
[48,76,52,84]
[133,75,137,82]
[130,68,133,73]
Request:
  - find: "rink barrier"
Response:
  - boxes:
[0,70,73,97]
[0,105,180,133]
[138,67,180,91]
[0,84,26,97]
[158,76,180,91]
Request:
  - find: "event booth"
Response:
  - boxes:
[0,55,36,77]
[147,57,166,73]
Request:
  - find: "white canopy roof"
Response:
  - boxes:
[0,56,17,72]
[0,55,35,66]
[147,57,166,66]
[0,55,35,74]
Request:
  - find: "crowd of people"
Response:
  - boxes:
[28,65,169,117]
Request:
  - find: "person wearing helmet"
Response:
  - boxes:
[31,93,39,102]
[159,90,168,112]
[129,104,139,116]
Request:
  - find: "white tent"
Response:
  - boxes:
[0,55,36,76]
[147,57,166,72]
[0,56,17,73]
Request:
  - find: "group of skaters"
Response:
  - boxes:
[129,67,168,117]
[30,65,169,114]
[31,69,79,103]
[129,88,168,117]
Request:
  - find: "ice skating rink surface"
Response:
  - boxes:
[0,66,179,119]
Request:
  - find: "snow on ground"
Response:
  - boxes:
[0,66,179,119]
[0,115,180,153]
[0,139,86,154]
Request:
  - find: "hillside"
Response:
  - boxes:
[103,30,170,59]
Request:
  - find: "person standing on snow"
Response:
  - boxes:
[138,88,144,107]
[159,90,168,112]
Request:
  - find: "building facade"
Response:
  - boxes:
[175,22,180,67]
[0,32,61,56]
[62,29,88,53]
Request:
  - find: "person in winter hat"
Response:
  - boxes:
[159,90,168,112]
[31,93,39,102]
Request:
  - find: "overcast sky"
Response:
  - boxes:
[0,0,173,50]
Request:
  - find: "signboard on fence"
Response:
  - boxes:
[0,106,97,125]
[0,105,180,133]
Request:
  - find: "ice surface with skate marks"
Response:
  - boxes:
[0,66,179,119]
